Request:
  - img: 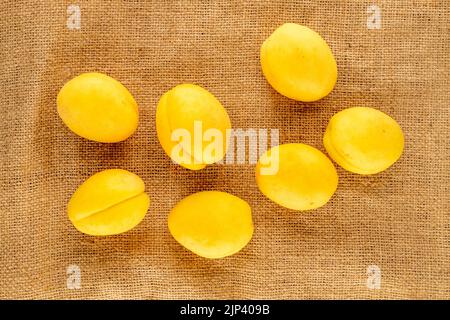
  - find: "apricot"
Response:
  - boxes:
[156,84,231,170]
[57,72,139,143]
[256,143,338,211]
[323,107,404,174]
[67,169,150,236]
[260,23,337,102]
[168,191,253,259]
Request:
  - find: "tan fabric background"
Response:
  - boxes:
[0,0,449,299]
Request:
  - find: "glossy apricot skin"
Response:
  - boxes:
[156,84,231,170]
[168,191,253,259]
[260,23,337,102]
[323,107,404,175]
[57,72,139,143]
[256,143,338,211]
[67,169,150,236]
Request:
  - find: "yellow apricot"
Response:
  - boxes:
[68,169,150,236]
[168,191,253,259]
[57,72,139,143]
[255,143,338,211]
[324,107,404,175]
[260,23,337,102]
[156,84,231,170]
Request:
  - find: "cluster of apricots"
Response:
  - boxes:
[57,23,404,259]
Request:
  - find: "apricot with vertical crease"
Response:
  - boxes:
[323,107,404,174]
[156,84,231,170]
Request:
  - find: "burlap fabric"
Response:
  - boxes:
[1,0,449,299]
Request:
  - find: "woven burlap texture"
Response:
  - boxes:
[1,0,449,299]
